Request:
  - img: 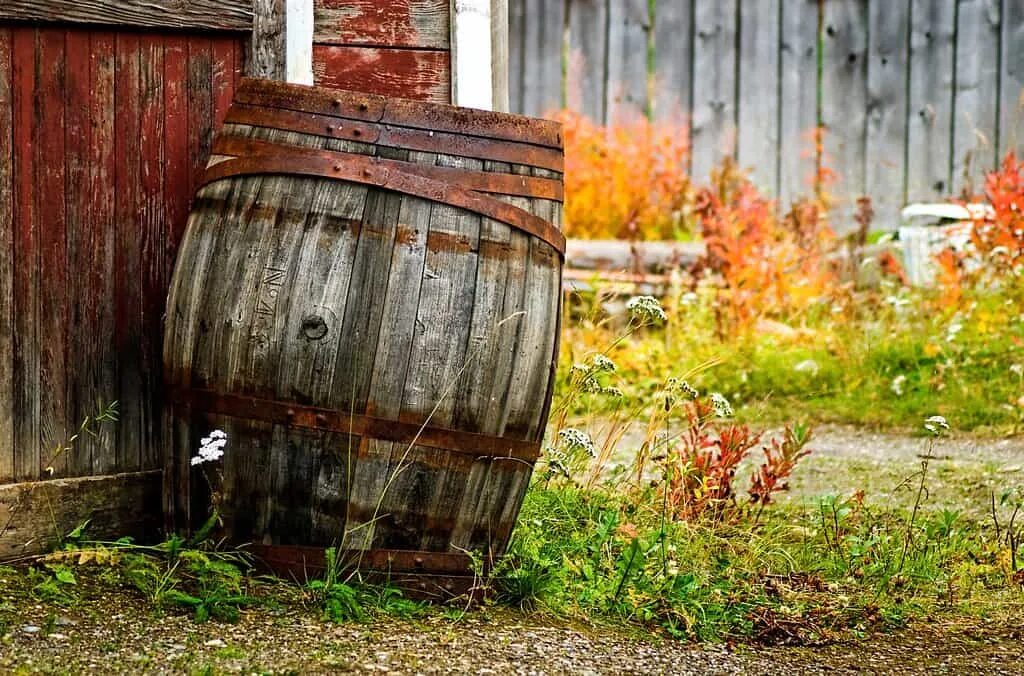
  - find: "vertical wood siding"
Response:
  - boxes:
[510,0,1024,229]
[0,25,242,483]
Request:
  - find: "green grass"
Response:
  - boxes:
[559,285,1024,434]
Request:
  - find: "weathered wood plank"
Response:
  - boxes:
[651,0,693,122]
[821,0,869,227]
[36,28,68,479]
[690,0,739,183]
[567,0,609,122]
[312,46,450,102]
[64,29,94,477]
[606,0,648,122]
[114,33,143,473]
[0,0,252,31]
[737,0,781,194]
[906,0,956,202]
[251,0,286,79]
[953,0,1002,194]
[866,0,910,228]
[999,0,1024,159]
[139,35,166,472]
[11,28,39,482]
[518,0,566,117]
[778,0,820,207]
[491,0,510,113]
[314,0,450,49]
[87,31,118,477]
[0,471,162,561]
[164,36,191,273]
[0,28,13,484]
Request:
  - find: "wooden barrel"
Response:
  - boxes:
[163,78,563,595]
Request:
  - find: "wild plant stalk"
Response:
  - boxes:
[896,416,948,575]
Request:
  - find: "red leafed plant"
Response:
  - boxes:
[695,158,838,330]
[749,424,814,520]
[971,151,1024,272]
[662,395,813,523]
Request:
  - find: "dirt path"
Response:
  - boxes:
[3,587,1024,675]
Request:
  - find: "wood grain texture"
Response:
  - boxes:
[251,0,286,79]
[516,0,565,118]
[567,0,609,122]
[312,46,450,102]
[778,0,820,206]
[821,0,868,226]
[164,85,563,563]
[737,0,780,194]
[865,0,910,228]
[0,471,162,560]
[651,0,693,122]
[0,28,13,483]
[314,0,450,49]
[999,0,1024,158]
[606,0,649,123]
[906,0,956,201]
[1,25,241,486]
[953,0,1002,193]
[0,0,251,31]
[690,0,738,183]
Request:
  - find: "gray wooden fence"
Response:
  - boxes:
[510,0,1024,228]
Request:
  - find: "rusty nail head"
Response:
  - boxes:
[352,129,362,137]
[414,556,424,566]
[326,125,334,134]
[286,409,296,418]
[333,164,342,172]
[315,413,328,424]
[358,103,369,112]
[332,99,342,108]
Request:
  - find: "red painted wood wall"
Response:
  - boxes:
[313,0,452,103]
[0,24,243,483]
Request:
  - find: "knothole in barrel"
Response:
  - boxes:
[163,78,564,598]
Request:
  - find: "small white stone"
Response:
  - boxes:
[21,625,40,634]
[204,638,226,648]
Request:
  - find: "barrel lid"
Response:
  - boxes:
[235,78,564,151]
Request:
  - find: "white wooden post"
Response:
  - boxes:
[251,0,313,83]
[452,0,509,111]
[285,0,314,84]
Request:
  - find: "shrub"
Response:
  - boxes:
[557,110,694,240]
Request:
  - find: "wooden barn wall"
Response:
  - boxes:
[312,0,453,103]
[510,0,1024,229]
[0,24,243,485]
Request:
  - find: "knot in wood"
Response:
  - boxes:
[301,315,329,341]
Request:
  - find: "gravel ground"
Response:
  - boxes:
[4,427,1024,674]
[3,589,1024,675]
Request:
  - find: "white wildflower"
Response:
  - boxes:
[924,415,950,435]
[601,386,624,398]
[570,363,590,377]
[1011,364,1024,378]
[710,393,733,418]
[591,354,617,372]
[680,292,699,306]
[626,295,667,323]
[891,374,907,396]
[558,428,596,457]
[191,429,228,466]
[666,377,699,400]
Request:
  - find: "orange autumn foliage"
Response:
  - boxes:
[556,110,694,240]
[971,152,1024,271]
[696,158,838,327]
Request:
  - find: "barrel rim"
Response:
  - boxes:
[235,77,564,151]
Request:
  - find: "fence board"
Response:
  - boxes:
[821,0,869,223]
[0,28,11,482]
[1000,0,1024,159]
[866,0,910,229]
[737,0,780,194]
[906,0,956,201]
[778,0,819,207]
[568,0,609,122]
[651,0,692,123]
[606,0,648,122]
[520,0,565,118]
[953,0,1002,194]
[690,0,738,182]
